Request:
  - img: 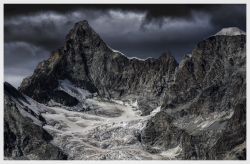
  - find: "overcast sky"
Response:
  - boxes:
[4,4,246,88]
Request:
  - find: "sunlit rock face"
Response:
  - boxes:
[5,22,246,160]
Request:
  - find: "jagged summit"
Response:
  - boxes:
[79,20,88,24]
[73,20,90,28]
[214,27,246,36]
[65,20,100,42]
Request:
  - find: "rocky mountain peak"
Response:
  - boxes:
[18,20,179,115]
[159,52,176,61]
[65,20,101,44]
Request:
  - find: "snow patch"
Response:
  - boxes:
[111,99,124,105]
[7,93,47,127]
[107,45,150,61]
[18,106,44,127]
[57,79,92,100]
[9,96,44,126]
[130,99,139,109]
[150,106,161,116]
[197,110,234,129]
[10,94,46,115]
[107,45,127,57]
[128,57,145,61]
[160,145,182,159]
[214,27,246,36]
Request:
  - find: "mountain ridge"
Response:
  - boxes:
[4,20,246,160]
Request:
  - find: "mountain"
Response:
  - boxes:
[18,20,178,116]
[4,20,246,160]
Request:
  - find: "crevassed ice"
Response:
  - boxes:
[39,79,168,159]
[41,97,160,159]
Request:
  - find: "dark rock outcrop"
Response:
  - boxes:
[4,82,67,160]
[18,20,178,115]
[52,90,78,106]
[207,98,246,160]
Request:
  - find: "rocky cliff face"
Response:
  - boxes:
[5,21,246,160]
[18,20,178,116]
[4,82,67,160]
[141,34,246,159]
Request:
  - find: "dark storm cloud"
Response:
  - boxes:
[4,4,246,88]
[4,22,64,52]
[89,10,214,62]
[4,4,246,29]
[4,42,49,68]
[4,8,111,53]
[209,4,246,31]
[4,42,50,88]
